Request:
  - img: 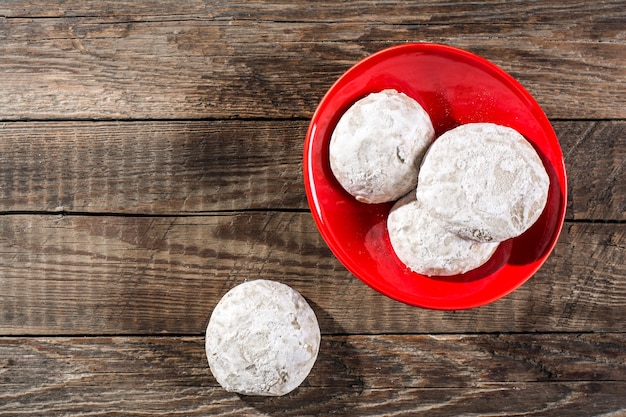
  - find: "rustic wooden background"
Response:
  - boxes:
[0,1,624,415]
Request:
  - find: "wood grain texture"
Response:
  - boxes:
[0,214,623,335]
[0,2,624,120]
[3,0,625,22]
[2,383,623,417]
[0,120,623,220]
[0,2,624,415]
[1,335,624,416]
[0,120,306,213]
[556,121,626,221]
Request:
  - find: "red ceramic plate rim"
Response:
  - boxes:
[303,42,567,310]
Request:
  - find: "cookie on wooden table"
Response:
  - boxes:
[205,280,320,396]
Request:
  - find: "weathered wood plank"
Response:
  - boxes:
[1,335,624,416]
[0,120,307,213]
[2,383,623,417]
[1,0,624,25]
[0,6,623,119]
[319,333,626,387]
[556,121,626,221]
[0,214,623,335]
[0,120,623,220]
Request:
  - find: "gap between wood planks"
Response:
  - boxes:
[0,116,314,123]
[0,208,310,217]
[0,211,623,226]
[2,329,625,338]
[1,117,625,123]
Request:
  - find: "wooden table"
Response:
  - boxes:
[0,1,624,415]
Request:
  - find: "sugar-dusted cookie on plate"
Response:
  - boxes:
[416,123,550,242]
[388,193,499,276]
[329,89,435,204]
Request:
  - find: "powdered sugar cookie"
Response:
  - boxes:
[388,193,499,276]
[416,123,550,242]
[205,280,320,396]
[329,89,435,203]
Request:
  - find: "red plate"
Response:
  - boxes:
[303,43,567,310]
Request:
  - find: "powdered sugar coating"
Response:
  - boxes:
[205,280,320,396]
[388,193,499,276]
[416,123,550,242]
[329,89,435,203]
